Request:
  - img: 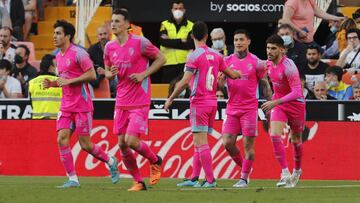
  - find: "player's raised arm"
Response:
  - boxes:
[222,67,241,79]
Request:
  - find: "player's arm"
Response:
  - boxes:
[57,68,96,87]
[259,78,273,101]
[164,71,193,111]
[43,78,59,89]
[222,67,241,79]
[105,65,118,81]
[129,51,166,83]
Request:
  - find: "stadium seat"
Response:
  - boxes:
[15,41,36,61]
[93,78,111,98]
[151,84,169,98]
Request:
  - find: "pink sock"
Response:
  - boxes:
[240,159,253,181]
[90,144,110,162]
[134,141,158,164]
[292,142,303,170]
[59,145,76,176]
[197,144,214,183]
[230,151,243,167]
[271,135,288,169]
[121,148,143,182]
[191,147,201,179]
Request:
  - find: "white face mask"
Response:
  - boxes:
[281,35,293,46]
[328,81,338,88]
[212,40,224,50]
[0,75,7,81]
[172,10,184,20]
[330,26,337,34]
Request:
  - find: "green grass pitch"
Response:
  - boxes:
[0,176,359,203]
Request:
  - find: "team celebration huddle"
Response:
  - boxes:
[43,7,306,191]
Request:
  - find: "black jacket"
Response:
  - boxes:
[10,0,25,27]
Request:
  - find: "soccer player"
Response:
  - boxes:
[104,9,166,191]
[43,20,119,188]
[164,21,241,188]
[261,34,305,188]
[220,29,270,188]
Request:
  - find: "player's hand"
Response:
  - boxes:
[164,99,173,112]
[57,78,72,87]
[217,72,226,87]
[43,78,51,89]
[129,72,146,83]
[105,66,118,79]
[261,100,280,112]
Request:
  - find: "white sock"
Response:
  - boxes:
[282,168,290,175]
[69,175,79,182]
[107,156,114,166]
[294,169,302,174]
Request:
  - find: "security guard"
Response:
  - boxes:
[157,1,194,83]
[29,54,61,119]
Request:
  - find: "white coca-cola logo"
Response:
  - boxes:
[71,125,243,179]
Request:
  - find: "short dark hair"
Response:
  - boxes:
[17,44,30,57]
[192,21,208,41]
[352,8,360,20]
[307,44,321,53]
[266,34,285,48]
[346,28,360,40]
[112,8,130,21]
[325,66,343,81]
[0,59,13,72]
[234,29,251,39]
[172,1,185,8]
[40,54,55,74]
[278,24,294,33]
[53,20,76,42]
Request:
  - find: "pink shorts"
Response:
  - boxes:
[113,106,149,136]
[222,108,258,137]
[190,105,217,134]
[270,102,306,134]
[56,111,92,136]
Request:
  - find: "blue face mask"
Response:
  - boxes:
[281,35,293,46]
[330,26,337,33]
[212,40,225,50]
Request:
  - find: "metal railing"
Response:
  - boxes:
[75,0,102,46]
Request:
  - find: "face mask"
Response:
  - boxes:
[14,54,23,64]
[172,10,184,20]
[0,75,7,80]
[330,26,337,33]
[212,40,224,50]
[328,81,338,88]
[281,35,293,46]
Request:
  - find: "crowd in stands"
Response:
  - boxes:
[0,0,359,101]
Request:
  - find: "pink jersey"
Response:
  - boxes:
[267,56,304,104]
[185,45,226,107]
[224,52,266,110]
[56,44,94,112]
[104,34,159,107]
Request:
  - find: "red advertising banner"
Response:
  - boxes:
[0,120,359,180]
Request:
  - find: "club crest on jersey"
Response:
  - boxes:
[247,64,253,70]
[206,55,214,60]
[66,59,71,66]
[278,73,283,80]
[128,48,134,56]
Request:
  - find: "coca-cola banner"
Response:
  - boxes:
[0,120,359,180]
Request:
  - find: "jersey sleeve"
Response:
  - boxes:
[76,48,93,72]
[185,52,198,71]
[140,36,160,59]
[255,58,267,79]
[103,43,112,67]
[280,60,303,103]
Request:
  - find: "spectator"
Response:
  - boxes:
[337,29,360,74]
[0,0,25,40]
[0,26,16,62]
[0,5,12,29]
[304,45,328,91]
[22,0,36,41]
[313,81,336,100]
[322,12,344,59]
[29,54,61,119]
[210,28,233,56]
[168,72,190,98]
[12,44,37,97]
[325,65,353,100]
[0,42,4,59]
[282,0,344,44]
[216,86,228,99]
[277,24,307,74]
[300,74,315,99]
[350,82,360,100]
[0,59,21,98]
[158,0,193,83]
[337,18,357,53]
[352,8,360,28]
[88,26,107,88]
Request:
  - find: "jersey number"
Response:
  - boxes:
[206,66,215,91]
